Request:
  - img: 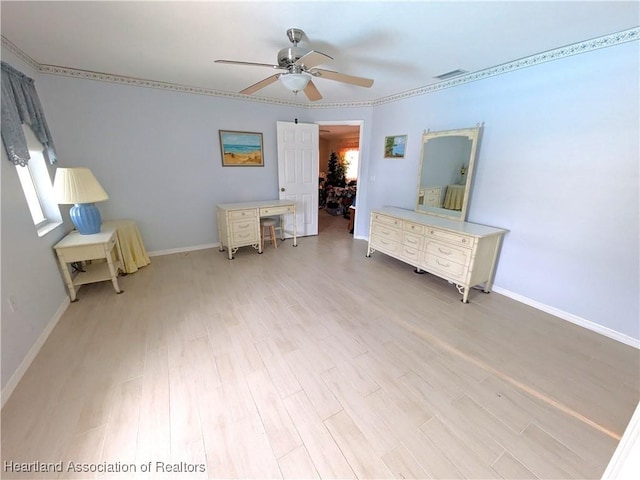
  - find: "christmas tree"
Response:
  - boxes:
[326,151,346,187]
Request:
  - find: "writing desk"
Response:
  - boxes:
[216,200,297,259]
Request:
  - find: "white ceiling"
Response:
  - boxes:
[1,1,638,105]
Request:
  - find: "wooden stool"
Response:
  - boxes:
[260,217,278,250]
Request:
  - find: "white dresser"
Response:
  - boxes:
[216,199,297,259]
[367,206,506,302]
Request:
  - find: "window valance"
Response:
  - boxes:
[1,61,57,166]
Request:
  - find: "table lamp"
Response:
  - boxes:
[53,167,109,234]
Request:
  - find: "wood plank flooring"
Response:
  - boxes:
[2,211,638,479]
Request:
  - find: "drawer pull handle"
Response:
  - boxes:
[438,248,452,255]
[437,259,450,267]
[461,238,467,243]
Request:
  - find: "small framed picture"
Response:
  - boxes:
[219,130,264,166]
[384,134,407,158]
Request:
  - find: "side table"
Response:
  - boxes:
[53,226,124,301]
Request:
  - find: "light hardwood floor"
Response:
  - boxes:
[2,211,639,479]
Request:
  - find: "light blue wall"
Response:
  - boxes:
[37,76,305,252]
[365,41,639,339]
[1,47,69,394]
[36,77,375,252]
[2,39,638,394]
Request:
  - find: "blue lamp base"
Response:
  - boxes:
[70,203,102,235]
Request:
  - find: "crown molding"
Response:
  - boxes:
[3,27,638,109]
[0,35,40,70]
[37,63,308,107]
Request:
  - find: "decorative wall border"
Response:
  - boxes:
[2,27,638,109]
[0,35,40,71]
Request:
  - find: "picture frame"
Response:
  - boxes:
[219,130,264,167]
[384,134,407,158]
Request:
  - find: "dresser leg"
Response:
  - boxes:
[462,287,470,303]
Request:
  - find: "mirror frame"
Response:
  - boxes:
[415,125,483,222]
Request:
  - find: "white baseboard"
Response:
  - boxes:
[148,242,219,257]
[493,286,640,349]
[1,296,70,409]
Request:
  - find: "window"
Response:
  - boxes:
[343,148,359,180]
[14,125,61,236]
[15,161,46,226]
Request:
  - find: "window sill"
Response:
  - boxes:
[37,220,63,238]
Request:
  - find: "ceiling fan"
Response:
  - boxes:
[215,28,374,101]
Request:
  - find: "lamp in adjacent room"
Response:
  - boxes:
[53,167,109,235]
[279,72,311,93]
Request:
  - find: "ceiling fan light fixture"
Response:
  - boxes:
[279,73,310,92]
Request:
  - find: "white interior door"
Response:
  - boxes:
[277,121,319,236]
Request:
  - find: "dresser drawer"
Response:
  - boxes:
[231,229,258,244]
[370,236,400,255]
[56,240,114,263]
[400,245,421,264]
[231,219,255,233]
[423,187,443,207]
[371,213,402,228]
[372,222,402,243]
[229,209,257,219]
[426,239,471,266]
[402,231,423,250]
[424,254,468,282]
[260,206,293,216]
[424,194,441,207]
[404,221,425,235]
[426,227,473,247]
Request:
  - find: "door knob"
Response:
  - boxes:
[281,188,285,192]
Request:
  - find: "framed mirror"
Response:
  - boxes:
[415,125,482,221]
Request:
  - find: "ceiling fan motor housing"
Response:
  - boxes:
[278,47,310,71]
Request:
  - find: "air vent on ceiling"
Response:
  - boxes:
[433,69,468,80]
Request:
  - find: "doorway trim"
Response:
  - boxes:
[316,120,365,237]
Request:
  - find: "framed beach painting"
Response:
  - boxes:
[384,134,407,158]
[219,130,264,166]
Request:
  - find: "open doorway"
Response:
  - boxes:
[317,121,363,236]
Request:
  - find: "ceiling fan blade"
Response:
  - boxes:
[240,74,280,95]
[312,68,374,88]
[294,50,333,69]
[303,79,322,101]
[215,60,281,69]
